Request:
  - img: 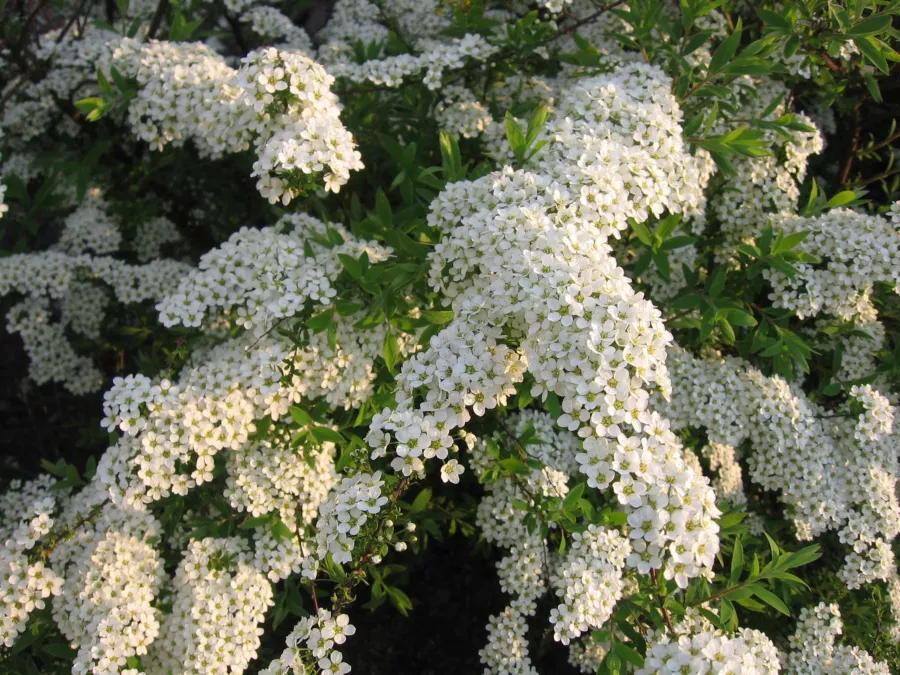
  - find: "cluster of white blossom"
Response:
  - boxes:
[157,214,390,332]
[97,317,384,510]
[0,476,63,647]
[480,599,539,675]
[710,78,823,240]
[225,437,337,528]
[763,209,900,320]
[326,33,499,90]
[91,39,362,201]
[133,216,183,262]
[240,6,313,53]
[814,313,885,382]
[53,196,122,255]
[700,442,748,509]
[549,526,630,645]
[436,86,495,139]
[637,609,780,674]
[51,505,164,675]
[785,602,890,674]
[146,536,273,675]
[849,383,894,441]
[260,609,356,675]
[659,348,900,589]
[309,471,388,568]
[0,241,189,393]
[6,296,106,394]
[362,64,721,596]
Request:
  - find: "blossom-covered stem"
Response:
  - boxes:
[332,476,410,613]
[649,569,676,636]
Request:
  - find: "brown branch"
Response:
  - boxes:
[838,103,861,186]
[852,166,900,188]
[650,569,677,636]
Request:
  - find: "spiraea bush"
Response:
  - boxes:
[1,0,899,673]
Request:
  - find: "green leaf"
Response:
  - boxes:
[386,586,413,616]
[338,253,362,278]
[709,18,743,73]
[311,426,343,444]
[96,69,113,96]
[757,8,791,31]
[730,537,744,583]
[525,103,550,149]
[563,482,585,512]
[652,250,671,282]
[824,191,858,209]
[773,231,808,254]
[439,130,464,181]
[727,309,757,327]
[630,220,653,246]
[612,642,644,668]
[307,310,334,333]
[289,406,312,427]
[754,587,791,615]
[239,515,272,530]
[270,518,293,541]
[707,266,726,297]
[672,294,705,310]
[847,14,892,36]
[410,488,432,513]
[422,310,454,325]
[42,643,77,659]
[660,235,696,251]
[505,112,526,160]
[383,331,400,372]
[854,35,889,73]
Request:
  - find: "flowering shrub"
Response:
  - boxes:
[1,0,900,674]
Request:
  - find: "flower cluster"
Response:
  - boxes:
[763,209,900,320]
[147,537,274,675]
[309,471,388,567]
[51,505,164,675]
[637,609,780,674]
[260,609,356,675]
[240,6,313,53]
[549,526,631,645]
[0,476,64,647]
[157,214,389,332]
[97,39,362,201]
[785,602,890,674]
[659,348,900,589]
[133,216,183,262]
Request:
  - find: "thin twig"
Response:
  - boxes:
[650,569,677,636]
